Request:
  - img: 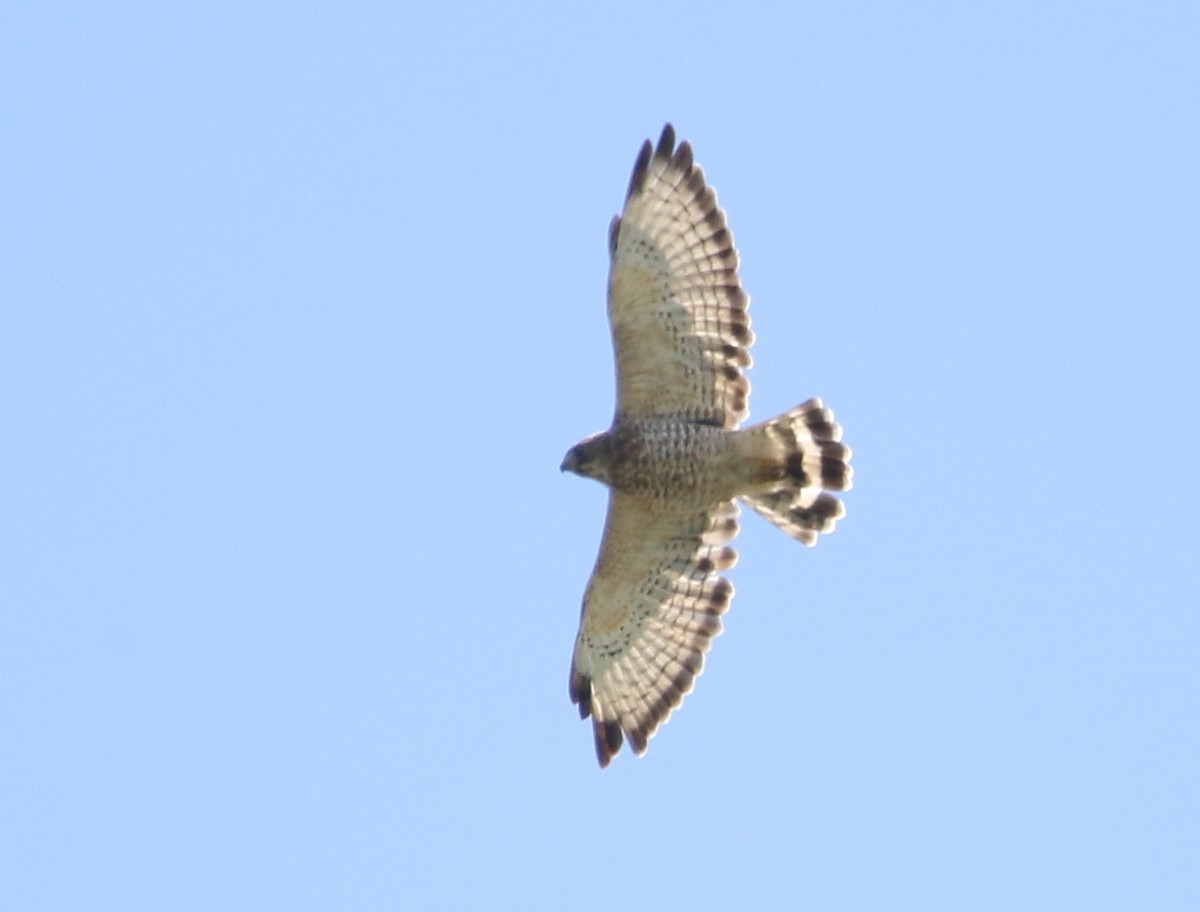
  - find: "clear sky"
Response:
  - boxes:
[4,2,1197,910]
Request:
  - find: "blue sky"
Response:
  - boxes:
[4,2,1198,909]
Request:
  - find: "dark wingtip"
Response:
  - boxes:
[628,726,649,756]
[572,669,625,768]
[655,123,676,159]
[626,138,654,200]
[673,139,693,174]
[569,669,591,712]
[595,719,623,768]
[627,125,687,201]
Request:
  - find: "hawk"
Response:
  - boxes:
[561,124,853,767]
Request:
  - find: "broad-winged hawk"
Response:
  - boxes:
[561,124,853,767]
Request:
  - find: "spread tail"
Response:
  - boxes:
[739,397,852,545]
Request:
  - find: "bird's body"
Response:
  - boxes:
[566,419,736,503]
[562,125,852,766]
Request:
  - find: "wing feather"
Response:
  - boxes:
[569,493,738,767]
[606,124,753,429]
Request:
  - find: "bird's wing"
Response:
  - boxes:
[607,124,753,430]
[569,491,739,766]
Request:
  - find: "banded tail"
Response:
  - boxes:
[739,397,853,545]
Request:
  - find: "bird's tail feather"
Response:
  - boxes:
[738,397,852,545]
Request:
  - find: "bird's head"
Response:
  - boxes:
[560,432,612,483]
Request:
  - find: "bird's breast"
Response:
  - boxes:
[607,418,735,503]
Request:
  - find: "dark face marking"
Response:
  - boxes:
[560,444,586,474]
[561,432,612,480]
